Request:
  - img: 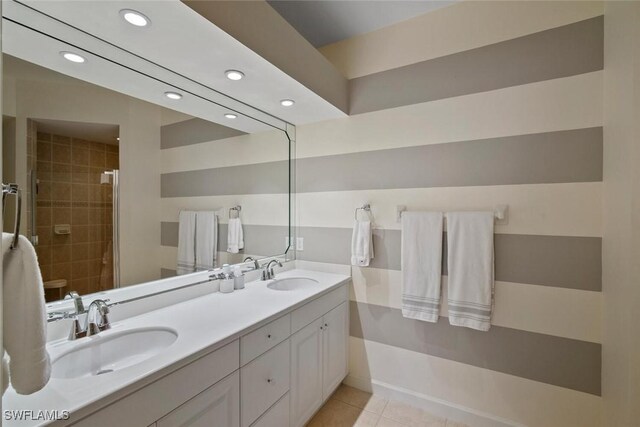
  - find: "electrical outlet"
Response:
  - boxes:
[296,237,304,251]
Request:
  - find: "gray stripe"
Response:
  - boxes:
[161,222,289,257]
[161,160,289,197]
[161,118,246,149]
[297,128,603,193]
[298,227,602,291]
[350,301,601,395]
[350,16,603,114]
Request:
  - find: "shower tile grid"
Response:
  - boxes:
[307,384,470,427]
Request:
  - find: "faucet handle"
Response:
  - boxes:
[65,291,85,314]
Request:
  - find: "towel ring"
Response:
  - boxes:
[2,183,21,250]
[355,204,371,221]
[229,205,241,219]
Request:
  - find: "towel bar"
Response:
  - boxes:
[397,204,509,224]
[2,183,22,250]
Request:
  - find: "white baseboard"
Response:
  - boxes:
[343,375,525,427]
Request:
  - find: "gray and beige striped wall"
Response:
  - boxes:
[297,2,605,426]
[159,118,290,277]
[160,2,604,425]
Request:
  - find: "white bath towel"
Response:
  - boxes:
[227,218,244,254]
[351,220,374,267]
[2,233,51,395]
[401,212,444,322]
[446,212,494,331]
[177,210,197,275]
[195,212,218,270]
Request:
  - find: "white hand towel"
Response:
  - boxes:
[177,211,197,275]
[351,220,374,267]
[446,212,494,331]
[227,218,244,254]
[2,233,51,395]
[401,212,444,322]
[195,212,218,270]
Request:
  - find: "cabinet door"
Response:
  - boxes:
[322,302,349,400]
[290,318,324,427]
[157,371,240,427]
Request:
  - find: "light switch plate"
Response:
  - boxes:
[296,237,304,251]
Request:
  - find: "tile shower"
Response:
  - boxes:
[34,131,119,300]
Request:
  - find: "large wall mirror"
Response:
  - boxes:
[2,2,294,305]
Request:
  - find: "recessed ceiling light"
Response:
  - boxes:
[225,70,244,81]
[280,99,295,107]
[164,91,182,100]
[60,51,86,63]
[224,113,238,119]
[120,9,150,27]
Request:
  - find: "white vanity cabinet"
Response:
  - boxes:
[68,282,349,427]
[156,371,240,427]
[290,300,349,427]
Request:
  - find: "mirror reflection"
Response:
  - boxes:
[2,54,291,303]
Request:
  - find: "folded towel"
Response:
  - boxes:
[351,220,374,267]
[227,218,244,254]
[177,211,197,275]
[2,233,51,395]
[196,212,217,270]
[446,212,494,331]
[401,212,444,322]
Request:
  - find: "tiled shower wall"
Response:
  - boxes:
[35,132,119,300]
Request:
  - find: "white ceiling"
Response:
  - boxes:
[5,0,346,126]
[268,0,457,47]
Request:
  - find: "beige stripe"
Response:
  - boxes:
[161,129,288,173]
[160,194,289,225]
[350,267,602,343]
[320,1,604,79]
[350,301,601,395]
[349,16,603,114]
[348,338,601,427]
[297,182,602,237]
[297,72,603,159]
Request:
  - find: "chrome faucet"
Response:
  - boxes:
[85,299,111,336]
[244,256,260,270]
[65,293,111,340]
[262,259,283,280]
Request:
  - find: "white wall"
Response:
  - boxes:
[602,2,640,425]
[2,71,162,287]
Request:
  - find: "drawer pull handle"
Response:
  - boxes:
[267,334,272,339]
[324,323,328,328]
[267,378,274,384]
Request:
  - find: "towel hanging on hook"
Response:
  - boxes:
[354,204,372,221]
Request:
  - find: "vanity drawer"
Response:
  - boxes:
[240,339,290,427]
[241,314,291,366]
[251,392,289,427]
[291,284,348,333]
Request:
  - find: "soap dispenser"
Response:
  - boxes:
[233,265,245,290]
[220,264,235,293]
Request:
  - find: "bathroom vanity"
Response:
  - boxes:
[2,270,350,427]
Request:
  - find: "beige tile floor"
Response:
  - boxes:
[306,384,470,427]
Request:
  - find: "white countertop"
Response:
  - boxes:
[2,269,350,426]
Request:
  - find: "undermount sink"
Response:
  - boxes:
[51,327,178,379]
[267,277,319,291]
